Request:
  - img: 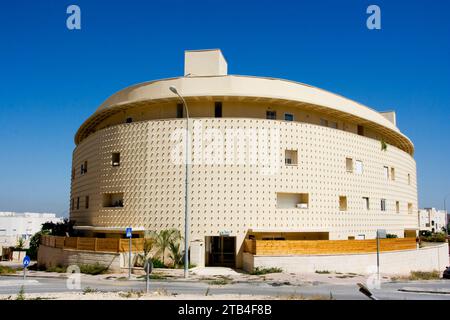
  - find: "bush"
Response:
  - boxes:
[386,234,398,238]
[79,263,109,275]
[0,266,18,274]
[409,271,440,280]
[250,267,283,275]
[420,232,447,243]
[151,258,167,268]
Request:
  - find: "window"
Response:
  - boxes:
[284,113,294,121]
[71,198,74,211]
[363,197,370,210]
[112,153,120,166]
[381,199,386,211]
[346,158,353,172]
[320,119,328,127]
[81,160,88,175]
[407,173,411,185]
[396,201,400,213]
[276,192,309,209]
[383,166,389,180]
[215,102,222,118]
[355,160,363,174]
[125,117,133,123]
[339,196,348,211]
[357,125,364,136]
[76,197,80,210]
[390,167,395,181]
[85,196,89,209]
[176,103,183,118]
[408,203,413,214]
[102,193,124,208]
[71,168,75,180]
[266,110,276,120]
[329,121,338,129]
[284,149,298,165]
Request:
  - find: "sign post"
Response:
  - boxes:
[144,258,153,294]
[126,227,132,279]
[22,255,30,282]
[376,229,386,283]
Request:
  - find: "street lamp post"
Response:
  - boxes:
[169,85,190,279]
[444,193,450,235]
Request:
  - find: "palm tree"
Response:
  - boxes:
[153,229,181,265]
[168,241,183,268]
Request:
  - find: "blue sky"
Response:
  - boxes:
[0,0,449,217]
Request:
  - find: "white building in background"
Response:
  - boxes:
[418,208,448,233]
[0,212,62,248]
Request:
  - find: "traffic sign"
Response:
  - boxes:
[23,255,30,268]
[144,259,153,274]
[126,227,132,238]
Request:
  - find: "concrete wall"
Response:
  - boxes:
[38,244,122,272]
[243,243,449,275]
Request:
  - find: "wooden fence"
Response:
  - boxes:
[244,238,416,255]
[40,235,144,253]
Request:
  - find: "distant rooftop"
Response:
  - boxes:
[0,211,58,218]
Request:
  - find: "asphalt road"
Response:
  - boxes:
[1,275,449,300]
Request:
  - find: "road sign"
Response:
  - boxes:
[377,229,386,239]
[126,227,132,238]
[22,255,30,268]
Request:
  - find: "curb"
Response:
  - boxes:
[399,287,450,295]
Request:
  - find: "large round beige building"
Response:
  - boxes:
[70,49,419,268]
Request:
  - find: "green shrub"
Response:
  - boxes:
[79,263,108,275]
[250,267,283,275]
[0,266,18,274]
[420,232,447,243]
[409,271,440,280]
[151,258,167,268]
[45,265,66,273]
[315,270,331,274]
[386,234,398,238]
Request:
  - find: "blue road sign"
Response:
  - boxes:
[126,227,132,238]
[23,255,30,268]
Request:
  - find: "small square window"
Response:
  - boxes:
[346,158,353,172]
[285,150,298,165]
[284,113,294,121]
[329,121,338,129]
[176,103,183,118]
[320,119,328,127]
[408,203,413,214]
[126,117,133,123]
[363,197,370,210]
[391,167,395,181]
[383,166,389,180]
[381,199,386,211]
[396,201,400,213]
[339,196,347,211]
[266,110,276,120]
[85,196,89,209]
[355,160,363,174]
[112,152,120,166]
[215,102,222,118]
[357,125,364,136]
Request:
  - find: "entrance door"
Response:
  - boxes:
[206,236,236,267]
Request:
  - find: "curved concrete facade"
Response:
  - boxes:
[70,50,418,268]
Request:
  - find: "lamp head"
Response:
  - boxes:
[169,86,178,95]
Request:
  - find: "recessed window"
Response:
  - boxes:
[284,113,294,121]
[363,197,370,210]
[346,158,353,172]
[381,199,386,211]
[76,197,80,210]
[71,168,75,180]
[102,193,124,208]
[355,160,363,174]
[276,192,309,209]
[112,152,120,166]
[407,173,411,185]
[320,119,328,127]
[266,110,276,120]
[396,201,400,213]
[339,196,348,211]
[81,160,87,175]
[285,149,298,165]
[215,102,222,118]
[85,196,89,209]
[408,203,413,214]
[383,166,389,180]
[329,121,338,129]
[71,198,74,211]
[176,103,183,118]
[390,167,395,181]
[357,125,365,136]
[125,117,133,123]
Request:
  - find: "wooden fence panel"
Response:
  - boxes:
[246,238,416,255]
[119,238,144,252]
[77,238,96,251]
[54,236,65,249]
[64,237,78,249]
[96,238,120,252]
